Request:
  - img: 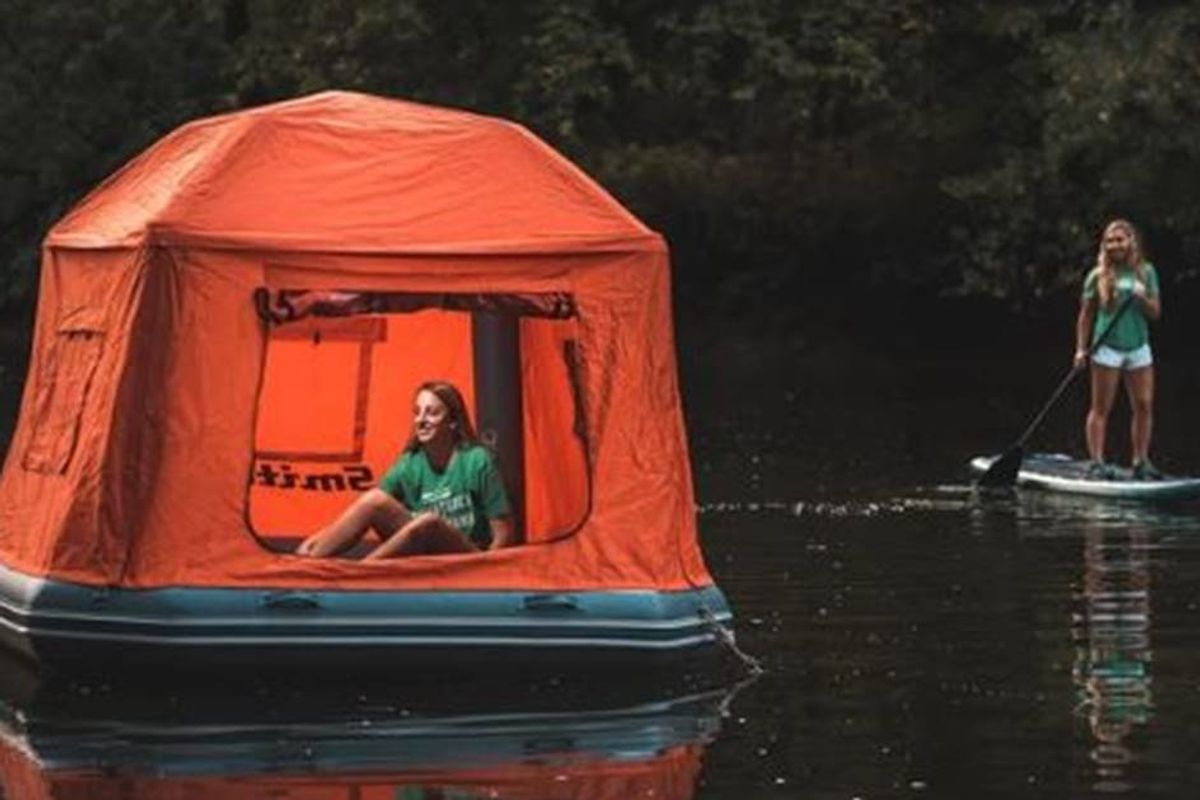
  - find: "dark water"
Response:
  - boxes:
[4,329,1200,798]
[685,335,1200,798]
[699,490,1200,798]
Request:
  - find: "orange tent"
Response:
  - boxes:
[0,91,714,595]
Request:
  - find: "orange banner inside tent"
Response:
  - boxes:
[0,91,712,592]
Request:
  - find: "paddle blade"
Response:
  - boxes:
[977,447,1024,487]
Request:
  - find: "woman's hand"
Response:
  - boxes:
[363,511,441,560]
[488,517,517,550]
[1073,348,1090,370]
[1131,279,1162,320]
[295,533,324,557]
[296,528,350,557]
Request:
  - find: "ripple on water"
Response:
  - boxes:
[701,485,1200,533]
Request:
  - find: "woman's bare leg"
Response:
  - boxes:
[1086,365,1121,463]
[1123,366,1155,465]
[298,489,412,557]
[364,513,478,560]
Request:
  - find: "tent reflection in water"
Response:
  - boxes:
[0,683,722,800]
[0,91,733,667]
[0,746,706,800]
[0,646,733,800]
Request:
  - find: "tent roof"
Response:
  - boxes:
[48,91,661,255]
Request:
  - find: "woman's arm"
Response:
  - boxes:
[362,511,445,560]
[1074,297,1096,368]
[487,517,517,550]
[1133,280,1162,320]
[362,512,508,559]
[297,489,410,557]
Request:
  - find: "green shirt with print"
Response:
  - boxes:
[377,444,510,548]
[1082,263,1159,351]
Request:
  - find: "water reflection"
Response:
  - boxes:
[970,488,1176,796]
[1072,523,1154,795]
[0,656,740,800]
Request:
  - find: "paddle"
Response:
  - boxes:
[976,292,1138,487]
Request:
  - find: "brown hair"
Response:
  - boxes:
[403,380,480,453]
[1094,219,1148,308]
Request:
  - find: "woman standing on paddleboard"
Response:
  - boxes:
[1074,219,1162,480]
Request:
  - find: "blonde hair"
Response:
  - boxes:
[1094,219,1147,308]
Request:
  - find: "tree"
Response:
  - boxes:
[0,0,233,303]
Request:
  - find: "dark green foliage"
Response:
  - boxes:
[3,0,1200,311]
[0,0,234,304]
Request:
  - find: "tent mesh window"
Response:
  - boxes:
[249,290,589,555]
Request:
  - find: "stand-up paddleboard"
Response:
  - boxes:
[970,453,1200,501]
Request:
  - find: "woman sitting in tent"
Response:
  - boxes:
[297,381,515,559]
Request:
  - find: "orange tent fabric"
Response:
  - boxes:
[0,91,712,592]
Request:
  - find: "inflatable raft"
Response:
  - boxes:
[0,92,733,670]
[0,559,731,668]
[970,453,1200,501]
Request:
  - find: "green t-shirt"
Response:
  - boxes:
[1082,263,1159,351]
[377,444,511,547]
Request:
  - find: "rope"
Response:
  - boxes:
[699,607,765,676]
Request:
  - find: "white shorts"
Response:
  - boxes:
[1092,343,1153,370]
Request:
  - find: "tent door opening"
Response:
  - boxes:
[248,289,587,555]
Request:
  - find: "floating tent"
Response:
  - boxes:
[0,91,728,661]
